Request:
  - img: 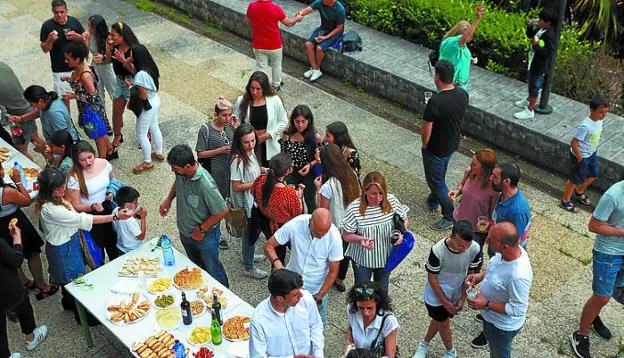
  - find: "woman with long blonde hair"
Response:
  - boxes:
[438,4,485,90]
[341,172,409,293]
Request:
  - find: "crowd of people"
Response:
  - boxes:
[0,1,622,358]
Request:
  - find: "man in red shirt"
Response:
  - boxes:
[244,0,302,92]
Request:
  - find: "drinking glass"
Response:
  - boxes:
[424,91,433,104]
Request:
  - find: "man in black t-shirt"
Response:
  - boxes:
[421,60,469,231]
[39,0,85,111]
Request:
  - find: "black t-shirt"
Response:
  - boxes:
[112,47,132,77]
[423,87,469,156]
[40,16,85,73]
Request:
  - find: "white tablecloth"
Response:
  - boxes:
[65,237,254,357]
[0,137,40,199]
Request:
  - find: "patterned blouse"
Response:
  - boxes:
[280,136,315,170]
[252,175,302,233]
[69,67,111,132]
[341,194,409,269]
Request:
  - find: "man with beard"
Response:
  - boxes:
[39,0,85,111]
[471,161,531,350]
[159,144,230,287]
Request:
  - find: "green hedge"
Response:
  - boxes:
[341,0,598,82]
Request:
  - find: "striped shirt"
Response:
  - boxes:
[341,194,409,269]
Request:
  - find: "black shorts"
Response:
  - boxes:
[425,303,454,322]
[527,70,543,98]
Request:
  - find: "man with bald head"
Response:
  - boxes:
[466,222,533,358]
[265,208,343,326]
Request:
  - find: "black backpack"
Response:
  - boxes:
[341,30,362,53]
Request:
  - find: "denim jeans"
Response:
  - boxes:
[352,261,390,293]
[180,225,229,288]
[483,320,520,358]
[316,294,329,328]
[421,148,454,220]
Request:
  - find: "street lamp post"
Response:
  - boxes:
[535,0,567,114]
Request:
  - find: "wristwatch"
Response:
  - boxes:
[484,300,491,311]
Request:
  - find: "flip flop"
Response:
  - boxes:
[574,190,592,205]
[560,201,580,213]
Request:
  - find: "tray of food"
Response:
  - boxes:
[119,256,161,277]
[173,267,203,290]
[190,346,215,358]
[131,330,188,358]
[0,147,13,163]
[8,167,39,179]
[155,307,180,330]
[222,315,251,341]
[106,292,150,326]
[196,286,228,309]
[190,299,205,318]
[147,277,172,294]
[152,293,178,310]
[187,326,211,346]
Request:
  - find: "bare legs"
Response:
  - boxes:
[562,177,596,202]
[423,319,454,351]
[305,42,326,71]
[578,294,610,336]
[112,97,127,147]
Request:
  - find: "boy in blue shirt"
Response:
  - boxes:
[560,97,609,212]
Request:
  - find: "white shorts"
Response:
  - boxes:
[53,71,73,96]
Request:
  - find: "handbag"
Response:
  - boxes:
[224,198,246,239]
[128,86,152,117]
[79,230,104,269]
[370,313,400,358]
[384,231,415,272]
[81,104,107,140]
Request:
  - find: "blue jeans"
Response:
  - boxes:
[592,250,624,297]
[422,148,454,220]
[316,294,328,328]
[483,320,520,358]
[352,261,390,293]
[180,226,229,288]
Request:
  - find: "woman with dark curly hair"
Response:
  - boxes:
[344,281,399,357]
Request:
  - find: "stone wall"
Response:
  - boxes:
[153,0,624,190]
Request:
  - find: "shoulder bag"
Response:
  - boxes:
[197,123,211,172]
[370,313,400,358]
[224,197,246,239]
[79,230,104,269]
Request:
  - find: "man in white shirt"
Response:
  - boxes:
[264,209,343,326]
[466,222,533,358]
[249,269,324,358]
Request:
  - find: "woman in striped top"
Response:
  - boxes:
[341,172,410,293]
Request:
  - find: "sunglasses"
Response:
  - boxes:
[220,130,230,145]
[354,287,375,300]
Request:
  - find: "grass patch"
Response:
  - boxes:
[558,248,591,266]
[557,339,566,355]
[135,0,156,12]
[118,10,127,16]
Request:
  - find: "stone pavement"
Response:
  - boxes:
[0,0,622,357]
[156,0,624,191]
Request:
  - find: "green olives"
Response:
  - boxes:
[155,294,174,308]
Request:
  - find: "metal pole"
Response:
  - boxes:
[535,0,567,114]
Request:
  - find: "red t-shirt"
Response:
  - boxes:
[253,175,302,232]
[246,1,286,50]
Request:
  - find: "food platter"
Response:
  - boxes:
[186,326,212,346]
[189,346,216,358]
[131,330,187,358]
[8,167,39,179]
[155,307,180,330]
[151,292,178,310]
[172,267,203,290]
[196,286,228,308]
[190,299,205,318]
[106,292,151,326]
[119,256,161,277]
[222,315,251,341]
[147,277,172,294]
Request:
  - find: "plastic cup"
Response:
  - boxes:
[424,91,433,105]
[466,286,478,300]
[477,216,488,233]
[137,270,146,290]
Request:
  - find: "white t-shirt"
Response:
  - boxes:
[347,306,399,350]
[479,248,533,331]
[274,215,344,294]
[230,153,260,218]
[319,177,346,228]
[67,160,113,205]
[112,207,142,253]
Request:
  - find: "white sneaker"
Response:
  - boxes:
[514,99,528,108]
[513,107,535,120]
[10,353,21,358]
[253,253,265,263]
[243,267,268,280]
[304,68,315,78]
[309,69,323,81]
[412,341,429,358]
[442,348,457,358]
[26,325,48,351]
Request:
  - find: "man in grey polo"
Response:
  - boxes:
[159,144,230,287]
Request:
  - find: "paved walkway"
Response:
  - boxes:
[0,0,622,357]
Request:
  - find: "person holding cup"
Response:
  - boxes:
[413,220,482,358]
[39,0,86,112]
[85,15,118,109]
[448,148,497,272]
[466,222,533,357]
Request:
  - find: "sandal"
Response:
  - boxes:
[560,200,580,213]
[132,162,154,174]
[106,148,119,161]
[151,152,165,162]
[34,284,59,300]
[112,133,124,148]
[574,190,592,205]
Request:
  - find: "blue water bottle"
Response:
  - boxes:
[161,234,175,266]
[13,162,28,190]
[172,340,186,358]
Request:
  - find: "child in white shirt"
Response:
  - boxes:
[113,186,147,255]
